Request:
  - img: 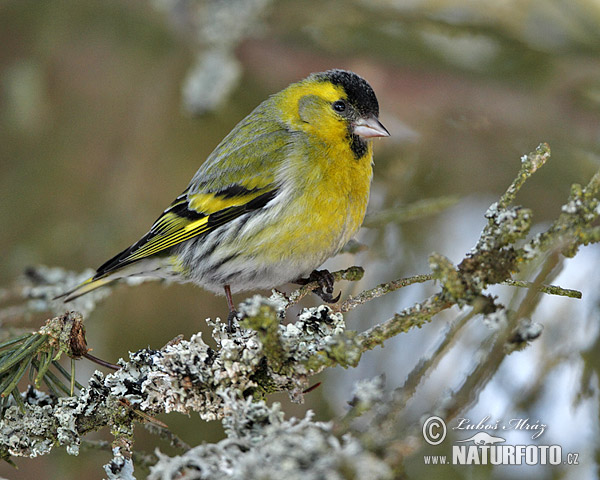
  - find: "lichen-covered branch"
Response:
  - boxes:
[523,167,600,259]
[0,301,351,460]
[148,392,395,480]
[0,143,598,478]
[339,273,433,313]
[501,279,582,298]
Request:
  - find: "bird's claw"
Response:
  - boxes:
[298,269,341,304]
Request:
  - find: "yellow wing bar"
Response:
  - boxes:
[126,215,210,260]
[92,187,279,279]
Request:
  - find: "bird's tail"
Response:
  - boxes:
[55,256,173,302]
[55,276,113,303]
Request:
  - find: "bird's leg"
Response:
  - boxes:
[295,269,341,303]
[224,284,238,332]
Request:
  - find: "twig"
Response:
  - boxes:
[498,143,550,210]
[441,251,563,422]
[83,352,119,371]
[339,274,433,312]
[81,439,158,471]
[501,278,581,298]
[143,422,192,451]
[356,295,453,352]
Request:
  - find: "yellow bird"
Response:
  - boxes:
[60,69,389,328]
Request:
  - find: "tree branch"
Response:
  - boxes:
[0,143,598,478]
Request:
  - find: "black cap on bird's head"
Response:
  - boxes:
[312,69,389,157]
[316,69,380,117]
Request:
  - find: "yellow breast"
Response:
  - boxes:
[244,78,374,264]
[245,142,372,264]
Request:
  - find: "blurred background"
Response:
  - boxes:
[1,0,600,478]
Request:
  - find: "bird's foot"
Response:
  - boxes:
[296,269,341,304]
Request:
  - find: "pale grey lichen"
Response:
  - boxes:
[267,290,290,316]
[20,265,99,317]
[18,265,163,318]
[182,50,241,114]
[281,305,346,362]
[238,294,281,319]
[484,201,499,219]
[152,0,273,114]
[510,318,544,344]
[137,328,263,421]
[0,299,352,464]
[349,375,387,411]
[23,386,54,407]
[104,446,136,480]
[148,395,392,480]
[483,309,509,330]
[561,199,581,214]
[0,405,55,457]
[475,205,531,254]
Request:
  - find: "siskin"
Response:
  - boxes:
[60,69,389,328]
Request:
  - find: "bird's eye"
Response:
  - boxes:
[332,100,346,113]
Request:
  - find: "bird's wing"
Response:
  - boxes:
[188,101,290,194]
[93,185,279,279]
[92,114,291,280]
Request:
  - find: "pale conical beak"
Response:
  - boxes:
[353,115,390,138]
